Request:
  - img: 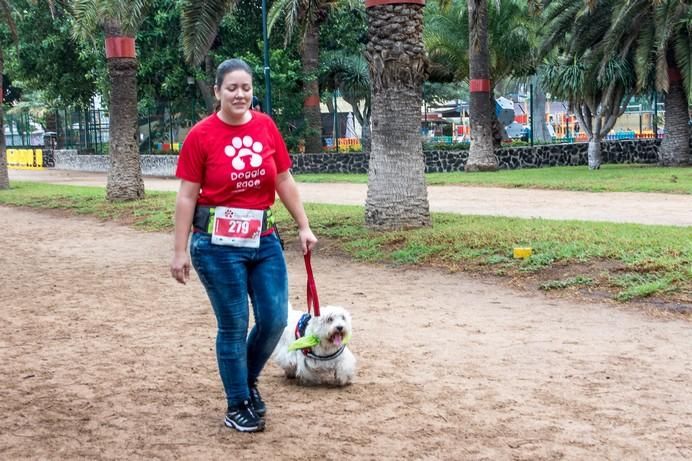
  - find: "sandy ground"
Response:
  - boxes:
[1,205,691,460]
[8,169,692,226]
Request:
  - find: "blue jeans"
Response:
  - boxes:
[190,231,288,408]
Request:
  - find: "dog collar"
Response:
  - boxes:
[306,346,346,361]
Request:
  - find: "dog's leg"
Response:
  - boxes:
[333,350,356,386]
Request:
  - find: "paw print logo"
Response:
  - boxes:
[224,136,263,170]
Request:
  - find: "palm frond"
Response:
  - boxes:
[320,51,369,99]
[71,0,105,40]
[599,56,635,89]
[71,0,147,40]
[671,11,692,102]
[114,0,147,34]
[652,2,677,92]
[180,0,237,66]
[539,0,584,58]
[634,19,657,91]
[268,0,302,44]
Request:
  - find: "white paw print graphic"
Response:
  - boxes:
[224,135,263,170]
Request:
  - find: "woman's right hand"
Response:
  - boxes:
[170,252,191,284]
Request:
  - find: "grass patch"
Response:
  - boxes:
[294,164,692,194]
[610,272,685,302]
[1,180,690,304]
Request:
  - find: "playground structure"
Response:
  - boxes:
[424,98,667,145]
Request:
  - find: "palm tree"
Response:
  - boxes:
[0,0,18,190]
[179,0,238,113]
[599,0,690,165]
[465,0,496,171]
[72,0,147,200]
[363,0,430,229]
[268,0,343,153]
[541,0,636,169]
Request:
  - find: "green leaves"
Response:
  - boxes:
[72,0,148,40]
[180,0,237,65]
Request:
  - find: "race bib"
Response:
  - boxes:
[211,207,263,248]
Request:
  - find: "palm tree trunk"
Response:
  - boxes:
[466,0,497,171]
[587,137,602,169]
[302,19,323,154]
[364,1,430,229]
[104,21,144,201]
[659,68,690,166]
[200,55,216,114]
[0,49,9,190]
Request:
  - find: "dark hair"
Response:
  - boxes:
[251,96,262,112]
[215,58,253,87]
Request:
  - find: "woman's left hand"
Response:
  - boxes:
[298,227,318,255]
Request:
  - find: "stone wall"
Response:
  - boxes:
[53,150,179,176]
[292,139,662,174]
[51,138,676,177]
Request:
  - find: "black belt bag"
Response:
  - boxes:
[192,206,274,234]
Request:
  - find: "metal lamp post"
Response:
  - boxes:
[262,0,272,115]
[187,76,196,123]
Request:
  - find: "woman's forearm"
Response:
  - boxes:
[174,181,201,253]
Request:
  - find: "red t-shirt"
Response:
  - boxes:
[176,112,292,209]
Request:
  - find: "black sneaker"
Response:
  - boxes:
[249,385,266,417]
[224,400,265,432]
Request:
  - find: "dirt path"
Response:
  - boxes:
[9,169,692,226]
[1,206,691,460]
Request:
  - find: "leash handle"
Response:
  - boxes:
[304,251,320,317]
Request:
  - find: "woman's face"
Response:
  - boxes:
[214,70,253,121]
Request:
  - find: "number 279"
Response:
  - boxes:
[229,220,249,234]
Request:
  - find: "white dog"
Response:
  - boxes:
[272,305,356,386]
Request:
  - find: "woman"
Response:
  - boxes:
[170,58,317,433]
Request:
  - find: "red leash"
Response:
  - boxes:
[304,250,320,317]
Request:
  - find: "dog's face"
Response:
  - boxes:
[307,305,352,348]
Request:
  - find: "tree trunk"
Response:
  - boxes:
[197,79,214,115]
[364,2,430,229]
[587,137,602,169]
[200,55,215,114]
[466,0,497,171]
[104,22,144,201]
[302,19,323,154]
[0,49,9,190]
[659,69,690,166]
